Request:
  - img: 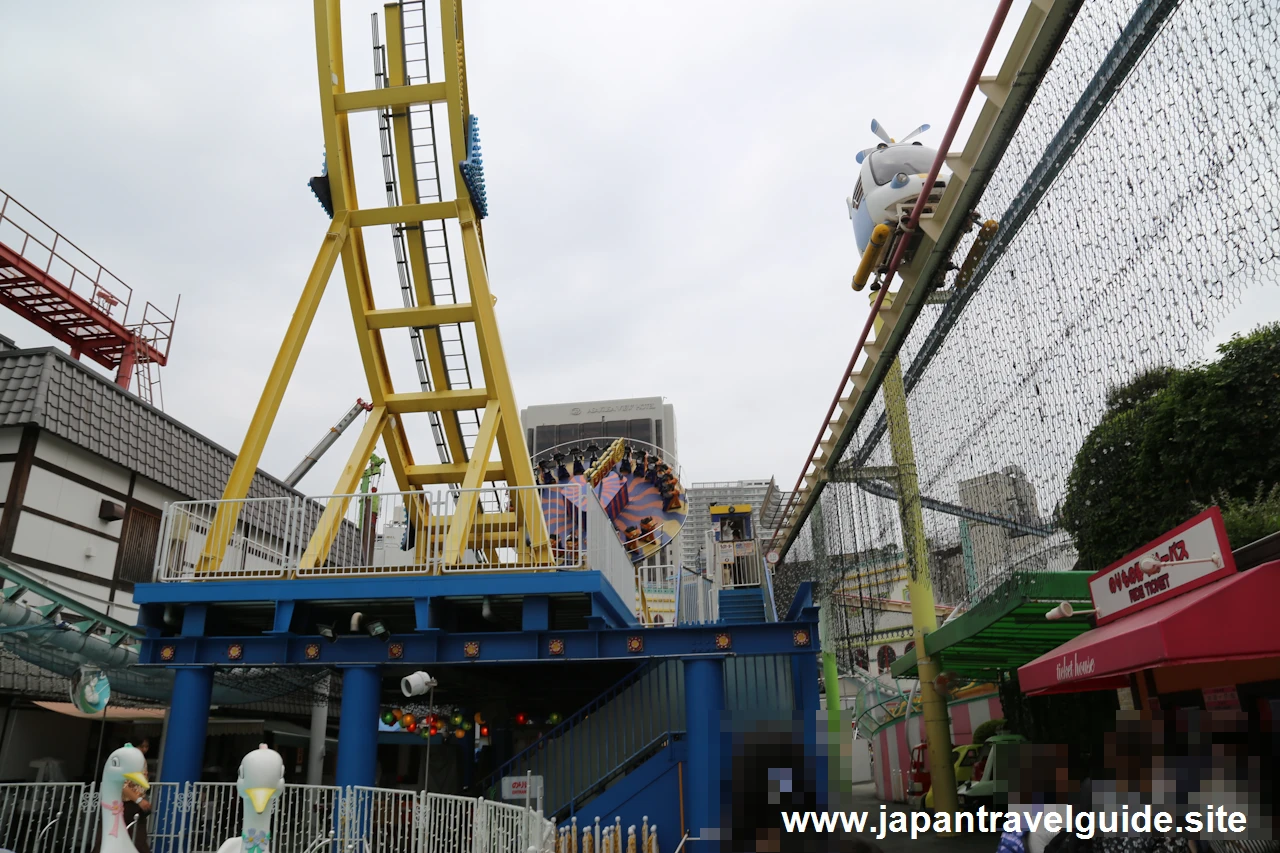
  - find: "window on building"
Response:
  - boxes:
[628,419,652,445]
[117,506,162,585]
[534,425,557,455]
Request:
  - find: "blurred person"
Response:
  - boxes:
[1091,716,1193,853]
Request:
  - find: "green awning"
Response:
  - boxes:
[890,571,1094,680]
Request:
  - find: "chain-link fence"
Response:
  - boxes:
[781,0,1280,672]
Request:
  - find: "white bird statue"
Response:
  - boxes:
[216,744,286,853]
[97,745,149,853]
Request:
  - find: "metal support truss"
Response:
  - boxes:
[832,462,1055,538]
[197,0,548,574]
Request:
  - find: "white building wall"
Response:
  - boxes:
[132,473,186,512]
[33,434,132,497]
[12,512,118,586]
[0,427,23,456]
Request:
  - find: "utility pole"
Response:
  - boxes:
[875,293,957,819]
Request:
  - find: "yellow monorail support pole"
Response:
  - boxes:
[874,292,958,823]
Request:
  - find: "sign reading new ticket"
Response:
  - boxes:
[1087,507,1236,626]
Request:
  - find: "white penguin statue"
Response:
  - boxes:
[216,744,286,853]
[98,744,149,853]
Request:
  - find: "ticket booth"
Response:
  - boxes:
[1018,507,1280,716]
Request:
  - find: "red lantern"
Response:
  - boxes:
[480,725,490,737]
[515,713,527,726]
[429,725,439,736]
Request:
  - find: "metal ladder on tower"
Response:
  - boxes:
[373,3,501,515]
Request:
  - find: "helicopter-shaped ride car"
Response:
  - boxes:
[847,120,998,292]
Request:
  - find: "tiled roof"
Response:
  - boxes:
[0,347,298,501]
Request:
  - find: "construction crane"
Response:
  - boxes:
[284,398,374,489]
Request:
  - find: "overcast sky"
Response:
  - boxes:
[0,1,1273,498]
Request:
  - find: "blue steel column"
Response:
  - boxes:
[791,653,826,808]
[683,657,725,840]
[336,666,381,788]
[161,666,214,785]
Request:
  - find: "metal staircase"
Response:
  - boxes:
[481,653,797,821]
[483,660,687,821]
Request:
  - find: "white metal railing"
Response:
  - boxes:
[638,565,676,626]
[433,484,582,573]
[157,485,575,579]
[0,782,552,853]
[0,781,95,853]
[155,484,641,618]
[711,538,765,589]
[583,486,642,613]
[675,566,718,625]
[156,497,296,581]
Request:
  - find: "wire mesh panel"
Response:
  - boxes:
[781,0,1280,672]
[146,781,189,853]
[0,783,551,853]
[0,783,94,853]
[156,499,295,581]
[186,782,240,853]
[420,793,477,853]
[274,784,342,853]
[476,800,534,853]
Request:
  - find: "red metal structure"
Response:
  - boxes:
[0,189,178,407]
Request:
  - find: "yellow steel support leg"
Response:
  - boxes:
[202,0,554,581]
[443,402,500,565]
[298,407,390,570]
[197,214,350,573]
[875,292,958,823]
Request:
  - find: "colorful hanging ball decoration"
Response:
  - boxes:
[429,725,439,736]
[420,727,432,740]
[451,713,465,727]
[453,728,466,739]
[381,711,396,726]
[515,712,527,726]
[548,712,562,725]
[392,709,404,721]
[480,725,490,737]
[461,720,473,732]
[402,714,416,729]
[406,721,417,733]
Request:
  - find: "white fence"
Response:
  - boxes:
[675,566,718,625]
[0,782,553,853]
[155,483,640,609]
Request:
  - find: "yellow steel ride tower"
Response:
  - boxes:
[198,0,550,573]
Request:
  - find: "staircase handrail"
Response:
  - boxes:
[480,659,660,794]
[555,730,686,822]
[761,555,779,622]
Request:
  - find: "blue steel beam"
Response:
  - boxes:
[137,620,819,668]
[133,571,638,630]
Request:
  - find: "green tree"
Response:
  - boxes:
[1061,323,1280,571]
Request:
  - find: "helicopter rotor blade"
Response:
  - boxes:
[855,147,878,164]
[901,124,931,142]
[870,119,893,144]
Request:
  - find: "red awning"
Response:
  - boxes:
[1018,560,1280,695]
